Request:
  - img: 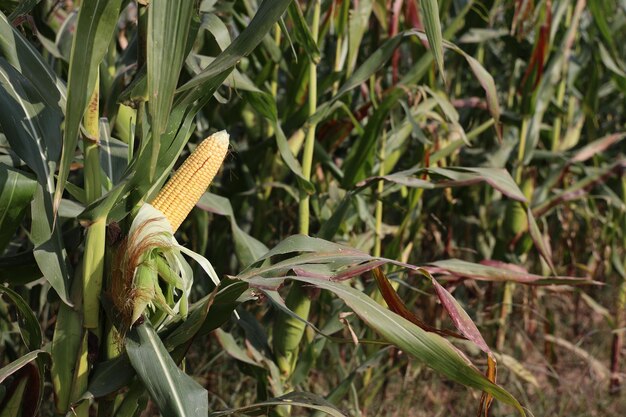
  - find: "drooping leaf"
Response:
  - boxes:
[0,58,61,210]
[413,31,501,138]
[568,132,626,164]
[427,167,526,202]
[492,353,539,388]
[0,11,66,109]
[425,258,593,285]
[201,13,231,51]
[0,58,71,304]
[83,281,249,401]
[525,208,555,273]
[126,322,208,417]
[290,276,525,415]
[274,122,315,194]
[178,0,294,93]
[243,90,315,194]
[427,273,490,353]
[214,328,262,367]
[371,267,462,338]
[197,192,269,267]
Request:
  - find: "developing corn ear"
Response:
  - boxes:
[503,178,534,238]
[112,131,229,330]
[152,130,230,232]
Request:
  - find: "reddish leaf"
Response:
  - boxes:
[425,258,596,285]
[429,275,490,354]
[372,267,463,339]
[519,0,551,93]
[389,0,404,83]
[405,0,422,30]
[569,133,626,163]
[426,271,498,416]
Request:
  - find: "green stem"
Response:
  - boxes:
[516,116,529,183]
[551,4,573,151]
[267,23,281,139]
[83,77,105,330]
[500,116,530,350]
[331,35,343,96]
[298,1,321,236]
[275,0,321,381]
[374,132,386,258]
[496,281,514,351]
[83,76,102,204]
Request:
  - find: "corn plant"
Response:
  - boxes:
[0,1,624,416]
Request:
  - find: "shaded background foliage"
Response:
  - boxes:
[0,0,625,416]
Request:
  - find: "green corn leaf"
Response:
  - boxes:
[420,0,446,83]
[0,252,41,285]
[0,350,47,417]
[0,59,61,212]
[0,58,71,304]
[178,0,293,93]
[291,276,525,416]
[0,11,66,109]
[346,0,373,77]
[427,259,594,286]
[197,192,269,267]
[50,301,82,413]
[0,285,42,350]
[0,164,37,253]
[54,0,124,212]
[287,1,321,63]
[147,0,195,180]
[126,321,208,417]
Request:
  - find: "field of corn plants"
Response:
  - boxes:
[0,0,625,416]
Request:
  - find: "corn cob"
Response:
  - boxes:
[152,130,229,231]
[503,177,534,238]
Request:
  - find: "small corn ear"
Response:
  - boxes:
[503,201,527,237]
[152,130,229,232]
[131,261,157,325]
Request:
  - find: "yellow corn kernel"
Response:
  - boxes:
[152,130,229,231]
